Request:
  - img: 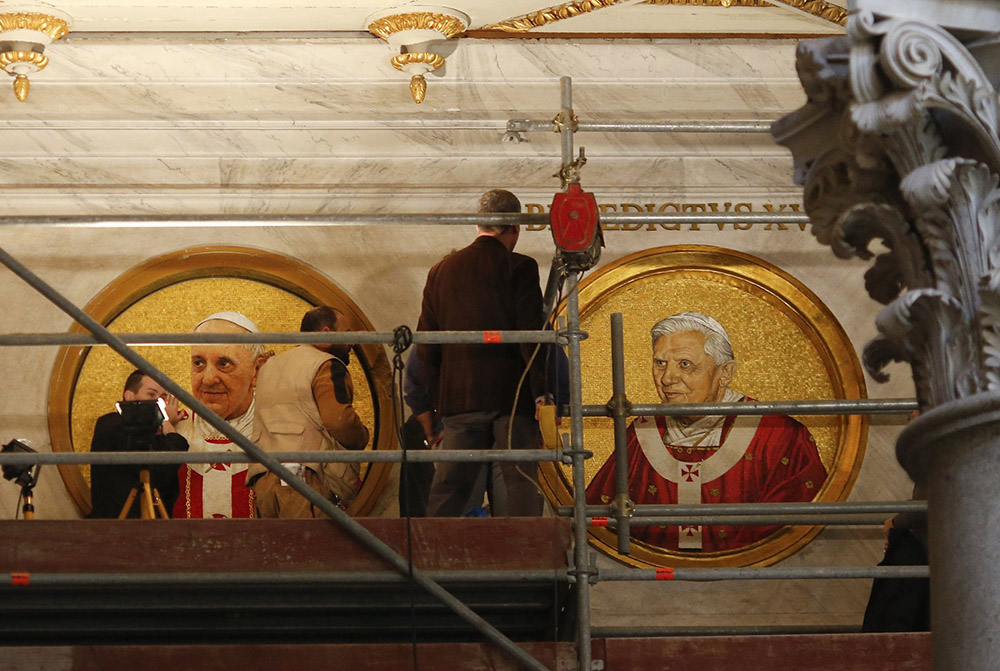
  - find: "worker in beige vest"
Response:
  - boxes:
[249,306,370,517]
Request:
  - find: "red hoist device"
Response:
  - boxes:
[549,181,603,273]
[542,147,605,320]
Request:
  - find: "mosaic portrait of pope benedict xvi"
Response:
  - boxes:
[540,245,868,569]
[585,311,828,552]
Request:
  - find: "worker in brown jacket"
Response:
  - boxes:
[417,189,550,517]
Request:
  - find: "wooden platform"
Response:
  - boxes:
[0,519,931,670]
[5,634,930,671]
[0,518,574,645]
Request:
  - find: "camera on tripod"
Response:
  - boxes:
[116,398,168,434]
[115,398,168,450]
[112,398,172,519]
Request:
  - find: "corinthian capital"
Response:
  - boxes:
[773,3,1000,409]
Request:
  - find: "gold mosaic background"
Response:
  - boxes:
[71,277,377,485]
[564,272,841,489]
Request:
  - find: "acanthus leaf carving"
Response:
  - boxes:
[874,289,977,406]
[834,203,932,305]
[776,9,1000,411]
[862,336,906,385]
[979,270,1000,391]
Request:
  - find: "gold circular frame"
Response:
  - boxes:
[48,246,395,517]
[541,244,868,567]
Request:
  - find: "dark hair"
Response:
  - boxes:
[301,306,341,333]
[477,189,521,235]
[123,369,147,396]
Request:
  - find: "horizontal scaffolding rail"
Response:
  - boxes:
[2,570,566,587]
[0,211,809,228]
[561,501,927,517]
[592,624,862,637]
[591,514,897,526]
[0,330,561,347]
[507,120,774,134]
[0,449,565,466]
[598,566,930,581]
[0,565,928,588]
[581,398,919,417]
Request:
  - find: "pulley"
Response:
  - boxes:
[549,182,604,272]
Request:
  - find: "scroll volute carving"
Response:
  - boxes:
[774,11,1000,410]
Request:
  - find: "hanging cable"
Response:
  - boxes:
[390,325,419,670]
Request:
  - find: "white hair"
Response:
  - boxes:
[650,312,734,365]
[194,311,266,361]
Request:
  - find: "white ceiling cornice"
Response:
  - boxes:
[0,0,845,35]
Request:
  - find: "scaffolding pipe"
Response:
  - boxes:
[0,565,928,587]
[593,625,860,637]
[507,119,774,134]
[598,566,930,581]
[2,570,568,587]
[0,245,552,671]
[580,398,918,417]
[0,211,810,229]
[608,313,633,554]
[0,330,561,347]
[0,449,565,466]
[593,514,896,526]
[560,500,927,517]
[602,212,808,225]
[559,76,574,188]
[565,271,593,671]
[0,213,549,229]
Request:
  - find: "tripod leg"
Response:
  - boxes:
[141,481,156,519]
[119,488,139,519]
[151,487,170,519]
[22,490,34,520]
[138,468,156,520]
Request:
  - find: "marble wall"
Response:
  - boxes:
[0,35,916,629]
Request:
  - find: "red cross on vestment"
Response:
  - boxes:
[681,464,700,482]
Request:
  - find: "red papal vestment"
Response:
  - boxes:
[172,407,256,519]
[586,400,827,552]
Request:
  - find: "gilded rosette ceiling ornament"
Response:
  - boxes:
[772,5,1000,411]
[0,10,71,102]
[367,6,469,104]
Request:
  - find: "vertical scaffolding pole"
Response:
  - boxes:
[556,74,594,669]
[565,272,593,671]
[559,76,575,189]
[609,313,633,553]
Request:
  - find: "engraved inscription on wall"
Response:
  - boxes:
[524,202,805,231]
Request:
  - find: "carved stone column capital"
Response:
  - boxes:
[774,3,1000,411]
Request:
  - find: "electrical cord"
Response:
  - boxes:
[505,278,566,501]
